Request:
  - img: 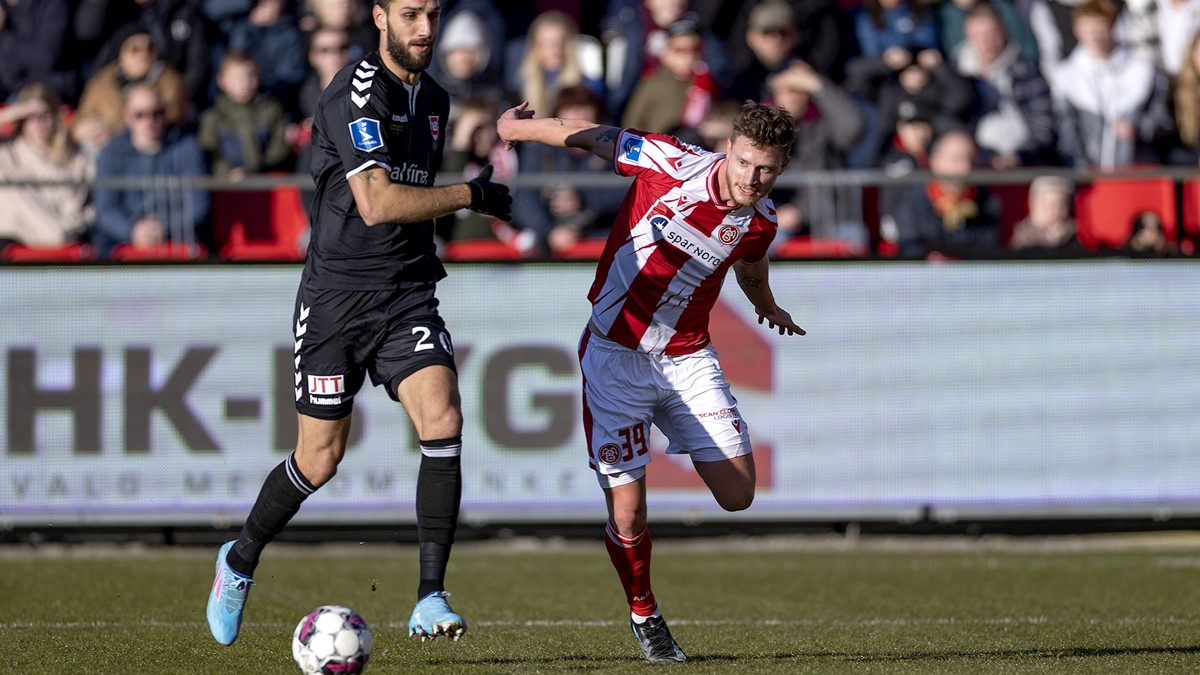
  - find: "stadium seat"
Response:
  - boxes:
[110,242,208,261]
[990,184,1031,246]
[0,242,92,262]
[1074,177,1177,250]
[441,239,522,261]
[553,238,608,260]
[213,186,309,261]
[771,236,868,259]
[1180,178,1200,239]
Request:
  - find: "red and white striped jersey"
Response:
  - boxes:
[588,129,779,355]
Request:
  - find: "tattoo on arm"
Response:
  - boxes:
[740,275,763,288]
[554,117,564,126]
[595,128,619,142]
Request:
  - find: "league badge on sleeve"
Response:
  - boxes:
[349,117,385,152]
[621,135,643,163]
[428,115,440,141]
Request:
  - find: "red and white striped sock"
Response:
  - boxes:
[604,521,658,619]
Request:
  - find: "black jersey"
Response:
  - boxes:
[304,52,451,290]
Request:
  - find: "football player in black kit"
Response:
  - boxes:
[207,0,512,647]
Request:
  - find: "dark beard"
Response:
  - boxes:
[386,30,433,73]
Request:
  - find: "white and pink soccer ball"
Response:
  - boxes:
[292,605,373,674]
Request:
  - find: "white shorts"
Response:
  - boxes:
[578,328,752,488]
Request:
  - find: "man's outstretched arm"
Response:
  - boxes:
[497,101,621,163]
[348,164,511,226]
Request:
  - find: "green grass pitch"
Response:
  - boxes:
[3,534,1200,673]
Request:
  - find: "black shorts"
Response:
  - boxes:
[292,281,456,420]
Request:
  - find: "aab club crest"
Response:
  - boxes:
[717,224,741,246]
[598,443,622,465]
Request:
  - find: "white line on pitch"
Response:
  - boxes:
[3,616,1198,630]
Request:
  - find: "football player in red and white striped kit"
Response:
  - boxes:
[499,100,804,663]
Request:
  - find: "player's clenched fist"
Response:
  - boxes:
[466,164,512,221]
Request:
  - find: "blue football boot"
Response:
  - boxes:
[408,590,467,641]
[206,540,254,645]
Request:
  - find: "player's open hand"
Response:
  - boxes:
[467,164,513,221]
[757,308,805,336]
[498,101,535,150]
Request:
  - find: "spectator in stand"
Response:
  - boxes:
[621,17,721,136]
[938,0,1038,62]
[0,83,94,250]
[72,27,191,156]
[299,0,375,62]
[441,97,517,246]
[430,7,508,121]
[855,0,939,58]
[722,1,802,104]
[695,97,743,151]
[1117,0,1162,67]
[724,0,849,86]
[956,3,1057,168]
[204,0,308,114]
[762,59,865,244]
[1171,32,1200,162]
[846,45,975,167]
[1027,0,1081,80]
[298,27,352,121]
[74,0,214,111]
[93,84,209,258]
[1009,175,1080,252]
[1124,210,1177,255]
[877,100,934,246]
[600,0,730,121]
[1052,0,1175,169]
[512,85,626,258]
[294,26,351,208]
[890,130,1001,257]
[880,100,934,175]
[439,0,508,75]
[506,10,604,119]
[0,0,78,104]
[1147,0,1200,75]
[199,50,292,181]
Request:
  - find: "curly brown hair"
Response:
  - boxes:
[731,100,797,155]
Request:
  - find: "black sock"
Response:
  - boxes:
[226,453,316,577]
[416,436,462,599]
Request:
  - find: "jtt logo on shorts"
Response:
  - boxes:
[307,374,345,405]
[307,374,345,395]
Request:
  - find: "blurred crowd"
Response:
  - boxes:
[0,0,1195,260]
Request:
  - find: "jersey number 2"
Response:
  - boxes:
[412,326,434,352]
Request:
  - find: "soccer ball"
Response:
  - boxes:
[292,605,373,674]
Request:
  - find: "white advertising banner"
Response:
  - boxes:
[2,262,1199,526]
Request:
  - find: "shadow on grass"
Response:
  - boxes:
[420,653,646,669]
[691,645,1200,664]
[410,645,1200,669]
